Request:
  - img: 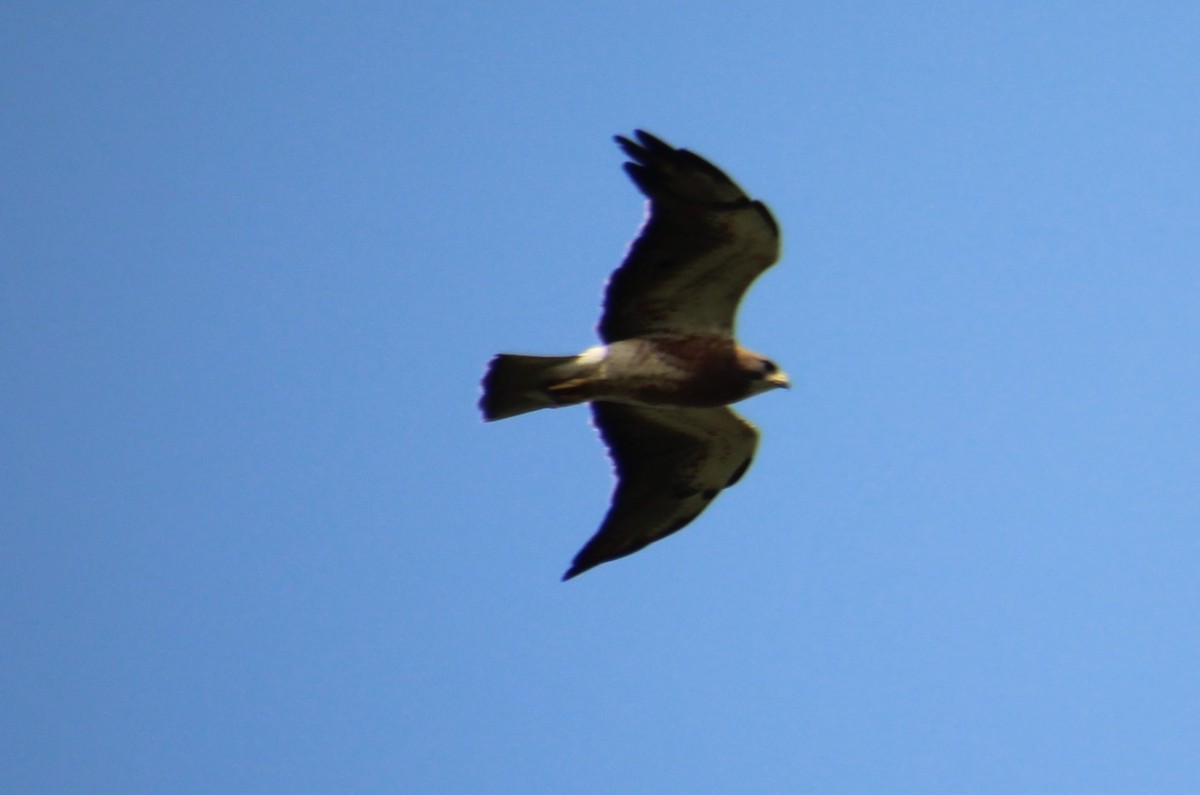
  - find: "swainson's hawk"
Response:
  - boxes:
[480,130,789,580]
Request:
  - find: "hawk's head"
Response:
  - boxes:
[739,350,790,397]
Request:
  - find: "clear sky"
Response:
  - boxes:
[4,3,1200,793]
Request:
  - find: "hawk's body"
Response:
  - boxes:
[480,131,789,580]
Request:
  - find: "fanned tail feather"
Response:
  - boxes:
[479,354,581,421]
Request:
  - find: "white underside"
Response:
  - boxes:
[576,345,609,365]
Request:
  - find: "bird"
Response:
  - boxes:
[480,130,789,580]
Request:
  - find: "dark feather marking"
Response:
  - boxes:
[622,163,656,194]
[619,132,731,185]
[622,162,647,180]
[633,129,675,157]
[665,511,702,536]
[726,457,753,488]
[701,488,718,500]
[675,149,736,186]
[752,201,779,237]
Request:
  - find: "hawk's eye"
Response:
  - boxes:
[763,360,778,374]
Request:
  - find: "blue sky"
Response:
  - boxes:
[4,3,1200,792]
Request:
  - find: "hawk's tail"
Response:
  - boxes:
[479,354,584,421]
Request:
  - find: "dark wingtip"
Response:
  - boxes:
[616,129,673,162]
[632,129,671,153]
[621,162,658,195]
[614,133,644,162]
[615,129,739,194]
[562,555,599,581]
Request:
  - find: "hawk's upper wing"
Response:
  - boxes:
[563,402,760,580]
[599,130,781,343]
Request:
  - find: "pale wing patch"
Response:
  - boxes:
[576,345,609,366]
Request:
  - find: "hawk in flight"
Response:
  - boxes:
[480,130,789,580]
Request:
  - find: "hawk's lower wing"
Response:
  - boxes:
[563,402,759,580]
